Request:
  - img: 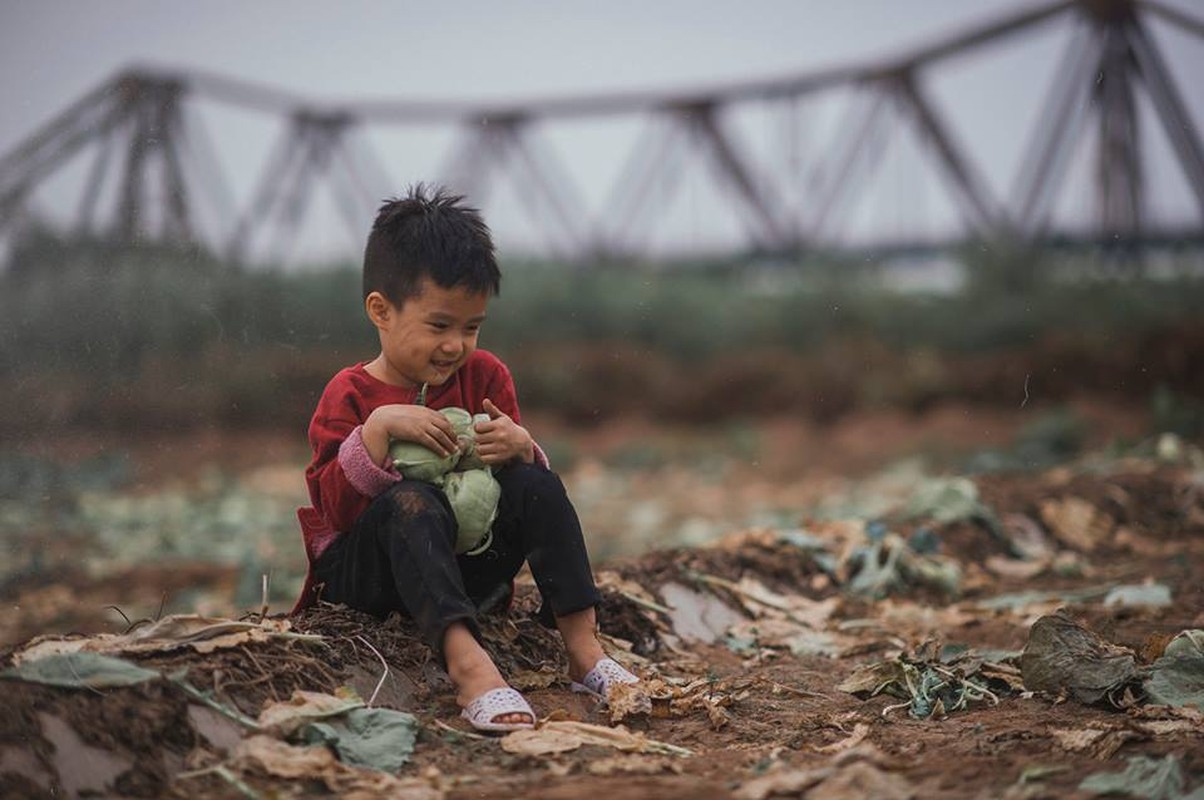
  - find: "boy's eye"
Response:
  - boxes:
[429,322,450,331]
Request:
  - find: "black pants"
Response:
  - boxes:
[313,462,600,664]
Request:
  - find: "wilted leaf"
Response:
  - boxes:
[587,754,682,776]
[1104,584,1173,609]
[1039,497,1113,552]
[837,661,906,696]
[500,720,689,758]
[258,690,365,736]
[300,707,420,773]
[814,723,870,754]
[1144,630,1204,708]
[235,734,338,779]
[12,614,311,663]
[1079,755,1193,799]
[1050,728,1138,760]
[608,680,652,723]
[1020,613,1139,705]
[1,652,160,689]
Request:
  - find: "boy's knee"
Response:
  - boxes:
[497,462,565,500]
[379,481,455,525]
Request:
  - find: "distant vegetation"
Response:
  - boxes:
[2,232,1202,432]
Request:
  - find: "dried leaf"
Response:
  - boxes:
[735,766,830,800]
[608,680,652,723]
[13,615,311,664]
[257,690,364,736]
[1020,613,1139,705]
[1039,497,1113,552]
[587,755,682,776]
[837,661,905,696]
[508,668,560,691]
[985,556,1049,580]
[1050,728,1139,760]
[235,734,338,779]
[500,720,689,758]
[1079,755,1191,799]
[814,723,870,754]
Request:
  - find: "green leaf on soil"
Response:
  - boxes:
[1144,630,1204,709]
[299,707,420,773]
[1079,754,1200,799]
[1,652,161,688]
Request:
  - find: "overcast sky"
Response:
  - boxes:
[2,0,1202,260]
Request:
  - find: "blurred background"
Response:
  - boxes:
[1,0,1202,642]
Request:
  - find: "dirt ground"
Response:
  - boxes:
[1,400,1202,799]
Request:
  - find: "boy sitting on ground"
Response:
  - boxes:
[292,184,637,731]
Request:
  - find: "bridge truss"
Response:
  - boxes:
[1,0,1202,263]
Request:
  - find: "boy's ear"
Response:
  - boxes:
[364,292,393,329]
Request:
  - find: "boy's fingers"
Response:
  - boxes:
[426,434,454,457]
[483,398,508,420]
[427,423,457,455]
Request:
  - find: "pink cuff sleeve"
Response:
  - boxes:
[533,441,550,469]
[338,425,402,498]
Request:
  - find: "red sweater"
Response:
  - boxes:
[292,349,547,612]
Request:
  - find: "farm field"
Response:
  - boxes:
[1,392,1201,799]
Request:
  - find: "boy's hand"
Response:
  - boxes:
[363,404,459,466]
[474,398,535,465]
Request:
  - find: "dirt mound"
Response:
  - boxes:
[2,450,1203,798]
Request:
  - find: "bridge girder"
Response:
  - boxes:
[1,0,1202,263]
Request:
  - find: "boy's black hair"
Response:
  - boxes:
[363,184,500,304]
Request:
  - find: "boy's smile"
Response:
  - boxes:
[365,278,489,389]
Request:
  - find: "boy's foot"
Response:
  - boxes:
[461,686,535,733]
[570,656,639,698]
[448,644,533,728]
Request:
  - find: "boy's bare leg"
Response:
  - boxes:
[443,622,532,725]
[555,607,609,682]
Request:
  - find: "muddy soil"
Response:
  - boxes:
[2,424,1203,798]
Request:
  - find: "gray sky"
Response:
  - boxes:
[2,0,1202,259]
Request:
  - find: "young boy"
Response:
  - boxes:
[292,185,636,732]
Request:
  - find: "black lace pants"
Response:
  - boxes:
[312,462,600,664]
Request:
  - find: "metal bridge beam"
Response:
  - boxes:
[677,102,791,251]
[3,0,1203,261]
[892,72,1009,239]
[1126,14,1204,225]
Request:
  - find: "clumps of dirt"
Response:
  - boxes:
[294,602,433,675]
[596,588,662,656]
[975,466,1204,543]
[140,633,344,718]
[293,591,573,696]
[5,681,198,798]
[928,518,1015,565]
[0,561,241,647]
[610,530,826,600]
[477,589,570,680]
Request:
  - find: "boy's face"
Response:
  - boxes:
[367,277,489,388]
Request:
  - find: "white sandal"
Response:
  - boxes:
[570,657,639,699]
[460,686,536,733]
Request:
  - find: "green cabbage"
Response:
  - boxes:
[387,407,475,480]
[386,407,501,553]
[456,413,493,471]
[441,468,501,554]
[387,440,457,482]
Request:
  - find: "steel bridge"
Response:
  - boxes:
[1,0,1202,264]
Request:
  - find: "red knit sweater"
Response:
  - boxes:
[292,349,547,612]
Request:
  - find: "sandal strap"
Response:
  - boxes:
[462,687,534,729]
[581,657,638,696]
